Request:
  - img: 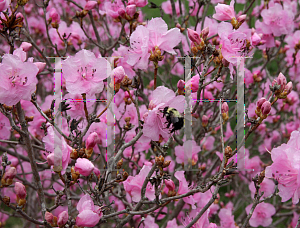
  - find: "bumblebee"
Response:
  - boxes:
[161,107,184,133]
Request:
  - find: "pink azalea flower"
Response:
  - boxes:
[166,218,184,228]
[249,178,275,199]
[0,112,10,140]
[260,2,294,37]
[74,158,95,176]
[181,208,217,228]
[175,140,201,164]
[213,0,235,21]
[0,0,10,12]
[0,54,38,106]
[123,164,155,202]
[62,49,111,96]
[57,211,68,226]
[161,0,185,16]
[245,202,275,227]
[142,86,184,141]
[142,215,159,228]
[218,208,236,228]
[265,130,300,204]
[76,194,102,227]
[175,171,197,208]
[128,0,148,7]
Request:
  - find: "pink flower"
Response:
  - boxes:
[260,3,294,36]
[0,112,11,140]
[74,158,95,176]
[0,54,38,106]
[123,164,155,202]
[245,202,275,227]
[14,182,26,200]
[142,215,159,228]
[164,179,175,191]
[0,0,10,12]
[128,0,148,7]
[175,171,197,208]
[249,178,275,199]
[221,102,229,113]
[57,211,68,226]
[218,208,236,228]
[261,101,271,115]
[20,42,32,52]
[213,0,235,21]
[48,8,60,23]
[126,5,136,17]
[86,132,100,150]
[175,140,201,165]
[62,49,111,96]
[112,66,126,83]
[161,0,185,16]
[76,194,102,227]
[84,1,97,11]
[142,86,184,141]
[265,130,300,204]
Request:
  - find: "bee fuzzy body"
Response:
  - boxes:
[161,107,184,133]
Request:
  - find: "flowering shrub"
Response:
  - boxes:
[0,0,300,227]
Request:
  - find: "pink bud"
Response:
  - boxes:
[187,28,201,44]
[45,212,54,224]
[118,8,126,17]
[47,153,54,166]
[202,115,209,127]
[126,4,136,17]
[277,72,287,89]
[256,97,267,109]
[190,74,200,93]
[201,27,209,39]
[86,132,99,149]
[272,79,277,87]
[49,8,60,23]
[3,167,17,180]
[275,40,281,47]
[164,179,175,191]
[177,79,185,90]
[84,1,97,11]
[16,13,24,20]
[237,14,246,23]
[20,42,32,52]
[0,0,10,12]
[93,167,100,177]
[57,211,68,226]
[74,158,95,176]
[285,82,293,94]
[33,62,46,74]
[221,102,229,113]
[251,33,261,46]
[113,66,126,83]
[14,182,26,199]
[261,101,271,115]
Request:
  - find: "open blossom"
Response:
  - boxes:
[245,202,276,227]
[62,49,111,96]
[0,54,38,106]
[76,194,102,227]
[265,130,300,204]
[123,164,155,202]
[175,140,201,165]
[0,0,10,12]
[213,0,235,21]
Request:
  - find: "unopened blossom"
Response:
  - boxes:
[14,182,26,200]
[164,179,175,191]
[1,167,17,186]
[62,49,111,96]
[76,194,102,227]
[112,66,126,83]
[126,5,136,17]
[127,0,148,7]
[74,158,95,176]
[187,28,201,44]
[265,130,300,204]
[20,42,32,52]
[86,132,100,150]
[0,54,39,106]
[245,202,275,227]
[213,0,235,21]
[261,101,271,115]
[221,102,229,113]
[84,1,97,11]
[48,8,60,23]
[57,211,68,226]
[0,0,10,12]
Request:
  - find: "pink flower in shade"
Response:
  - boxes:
[174,171,197,208]
[245,202,276,227]
[104,0,125,19]
[0,212,9,226]
[260,2,294,37]
[57,211,68,227]
[14,182,26,200]
[290,212,300,228]
[201,135,215,151]
[123,164,155,202]
[0,112,10,140]
[285,30,300,66]
[213,0,235,21]
[74,158,95,176]
[0,54,38,106]
[166,218,184,228]
[142,86,184,141]
[0,0,10,12]
[113,45,136,78]
[76,194,102,227]
[249,178,275,199]
[218,208,236,228]
[141,215,159,228]
[84,1,97,11]
[181,208,217,228]
[175,140,201,165]
[128,0,148,7]
[147,18,181,55]
[265,130,300,204]
[62,49,111,96]
[161,0,185,16]
[112,66,126,83]
[48,8,60,23]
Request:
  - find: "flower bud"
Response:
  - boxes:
[261,101,271,116]
[116,158,123,169]
[126,5,136,18]
[285,82,293,95]
[113,66,126,84]
[1,167,17,186]
[256,97,267,109]
[45,212,57,226]
[15,182,26,200]
[164,179,175,191]
[34,62,46,74]
[86,132,99,150]
[47,153,54,166]
[177,79,185,91]
[202,115,209,127]
[155,155,164,166]
[277,72,287,90]
[57,211,68,227]
[251,33,261,46]
[16,12,24,20]
[187,28,201,45]
[118,8,126,18]
[49,8,60,23]
[200,27,209,39]
[221,102,229,114]
[74,158,95,176]
[84,1,97,11]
